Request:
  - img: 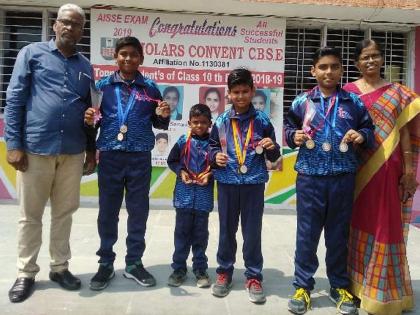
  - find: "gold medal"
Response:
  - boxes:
[120,124,128,134]
[305,139,315,150]
[339,142,348,153]
[322,142,331,152]
[239,165,248,174]
[255,145,264,155]
[117,132,124,141]
[232,119,254,175]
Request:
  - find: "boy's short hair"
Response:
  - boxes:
[155,132,168,142]
[312,47,342,66]
[227,68,254,90]
[189,103,212,122]
[115,36,143,56]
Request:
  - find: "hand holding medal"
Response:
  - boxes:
[156,101,170,118]
[215,152,228,167]
[341,129,364,152]
[256,137,275,153]
[293,130,310,147]
[84,107,96,126]
[196,171,212,186]
[215,121,229,167]
[180,169,193,184]
[90,84,103,126]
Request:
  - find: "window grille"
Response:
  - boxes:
[284,27,321,111]
[0,11,42,110]
[326,28,365,85]
[48,12,91,59]
[0,8,91,112]
[283,27,409,114]
[371,31,408,84]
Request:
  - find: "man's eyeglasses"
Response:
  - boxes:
[57,19,83,29]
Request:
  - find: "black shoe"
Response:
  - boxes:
[123,264,156,287]
[90,265,115,291]
[167,269,187,287]
[194,270,211,288]
[49,270,81,291]
[8,278,35,303]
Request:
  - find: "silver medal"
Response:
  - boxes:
[339,142,348,153]
[305,139,315,150]
[255,145,264,155]
[120,124,128,134]
[239,165,248,174]
[117,132,124,141]
[322,142,331,152]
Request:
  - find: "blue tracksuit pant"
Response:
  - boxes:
[171,208,209,272]
[216,183,265,281]
[96,151,151,266]
[293,173,355,291]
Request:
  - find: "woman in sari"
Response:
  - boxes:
[343,39,420,315]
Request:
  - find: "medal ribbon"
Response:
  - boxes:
[304,92,338,138]
[231,119,254,167]
[320,94,340,141]
[183,131,210,181]
[115,85,137,129]
[140,88,161,103]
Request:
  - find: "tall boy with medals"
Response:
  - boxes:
[284,47,374,315]
[84,37,170,291]
[209,68,281,304]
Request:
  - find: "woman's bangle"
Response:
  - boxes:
[403,151,413,155]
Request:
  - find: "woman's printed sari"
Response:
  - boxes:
[344,82,420,315]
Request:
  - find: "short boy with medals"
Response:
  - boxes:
[84,37,170,290]
[166,104,214,288]
[284,47,374,315]
[209,68,281,303]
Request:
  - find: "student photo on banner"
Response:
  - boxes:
[199,86,225,121]
[252,89,270,115]
[160,85,184,121]
[155,132,170,156]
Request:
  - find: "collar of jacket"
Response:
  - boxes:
[191,133,210,141]
[308,85,351,101]
[228,104,257,121]
[110,70,147,88]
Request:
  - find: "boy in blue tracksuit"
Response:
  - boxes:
[84,37,170,291]
[284,47,374,315]
[209,68,281,304]
[167,103,214,288]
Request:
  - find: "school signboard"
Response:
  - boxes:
[90,8,286,167]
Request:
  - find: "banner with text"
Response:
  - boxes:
[91,8,285,167]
